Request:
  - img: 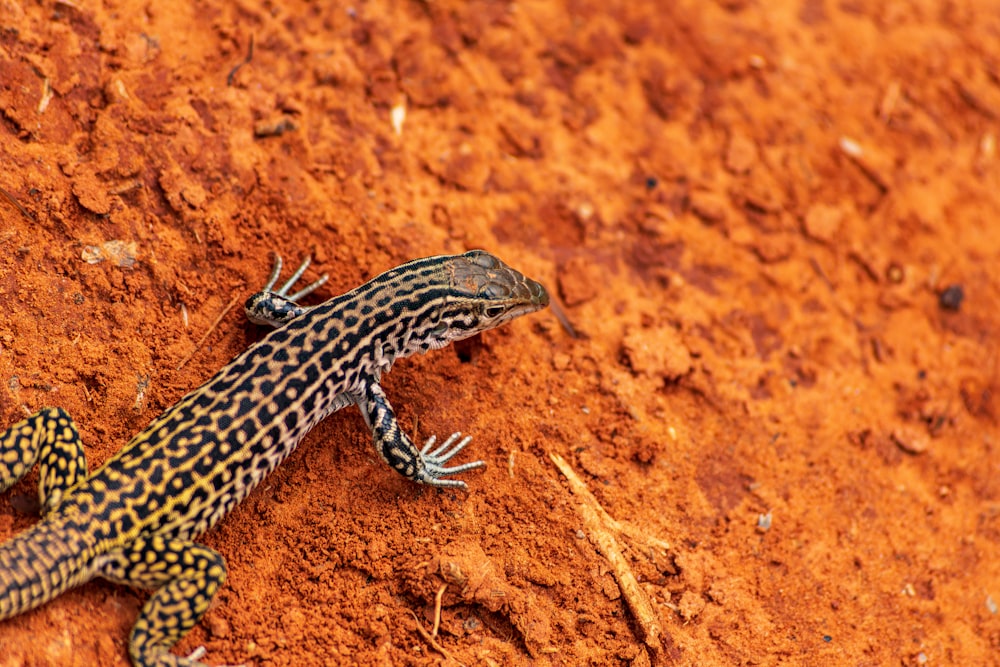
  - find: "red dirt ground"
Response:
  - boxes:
[2,1,1000,665]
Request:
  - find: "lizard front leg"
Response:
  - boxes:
[354,381,485,489]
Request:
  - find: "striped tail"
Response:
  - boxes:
[0,516,96,620]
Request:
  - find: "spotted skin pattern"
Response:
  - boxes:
[0,250,549,666]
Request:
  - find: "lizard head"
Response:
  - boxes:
[393,250,549,355]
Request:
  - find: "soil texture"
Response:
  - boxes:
[1,1,999,665]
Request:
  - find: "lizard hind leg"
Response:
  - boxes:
[36,408,88,513]
[0,407,88,514]
[97,535,228,667]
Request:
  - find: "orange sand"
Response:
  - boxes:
[1,1,999,665]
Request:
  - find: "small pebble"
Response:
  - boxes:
[892,427,929,455]
[939,284,964,311]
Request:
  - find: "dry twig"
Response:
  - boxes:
[431,583,447,638]
[409,610,458,664]
[550,452,666,660]
[227,35,255,86]
[176,292,242,370]
[0,186,32,221]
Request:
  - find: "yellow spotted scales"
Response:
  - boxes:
[0,250,549,666]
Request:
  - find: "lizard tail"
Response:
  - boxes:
[0,515,94,620]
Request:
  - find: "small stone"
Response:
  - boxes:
[891,427,929,455]
[725,133,757,174]
[205,614,231,639]
[885,263,904,284]
[689,190,727,224]
[677,590,706,621]
[803,204,844,243]
[621,325,692,381]
[254,116,297,137]
[72,171,114,215]
[551,352,572,371]
[557,256,600,307]
[938,284,964,311]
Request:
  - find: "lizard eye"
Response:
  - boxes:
[484,305,505,319]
